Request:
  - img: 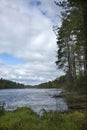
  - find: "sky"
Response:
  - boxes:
[0,0,63,85]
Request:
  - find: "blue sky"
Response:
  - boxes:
[0,53,23,65]
[30,1,41,6]
[0,0,63,85]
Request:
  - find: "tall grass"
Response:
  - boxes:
[0,107,87,130]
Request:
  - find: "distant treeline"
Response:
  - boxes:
[0,75,67,89]
[0,78,32,89]
[35,75,66,88]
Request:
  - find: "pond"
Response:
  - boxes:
[0,88,68,114]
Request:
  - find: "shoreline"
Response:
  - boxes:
[53,90,87,111]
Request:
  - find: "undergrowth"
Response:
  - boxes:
[0,107,87,130]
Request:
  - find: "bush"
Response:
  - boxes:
[0,101,5,116]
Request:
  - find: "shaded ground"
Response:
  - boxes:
[54,90,87,111]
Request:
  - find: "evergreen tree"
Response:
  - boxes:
[54,0,87,85]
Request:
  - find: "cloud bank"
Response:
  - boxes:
[0,0,62,85]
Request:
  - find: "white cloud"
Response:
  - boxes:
[0,0,62,85]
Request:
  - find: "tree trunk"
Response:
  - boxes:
[67,44,74,85]
[72,45,76,83]
[82,3,87,75]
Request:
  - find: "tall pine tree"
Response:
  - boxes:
[54,0,87,85]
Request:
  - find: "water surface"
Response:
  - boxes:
[0,88,68,114]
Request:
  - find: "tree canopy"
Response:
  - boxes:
[54,0,87,86]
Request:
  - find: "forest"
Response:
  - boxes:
[0,78,32,89]
[35,75,66,88]
[0,76,66,89]
[54,0,87,93]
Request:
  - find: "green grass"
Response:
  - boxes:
[0,107,87,130]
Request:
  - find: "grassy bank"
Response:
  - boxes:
[0,107,87,130]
